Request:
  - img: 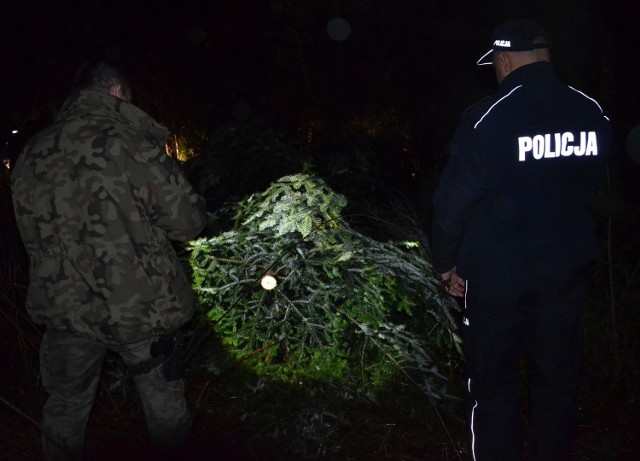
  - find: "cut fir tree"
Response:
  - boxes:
[189,173,461,401]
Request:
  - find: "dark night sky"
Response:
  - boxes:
[2,0,639,176]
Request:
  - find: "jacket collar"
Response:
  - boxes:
[498,61,558,96]
[56,90,169,145]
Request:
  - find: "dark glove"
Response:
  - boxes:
[151,331,185,382]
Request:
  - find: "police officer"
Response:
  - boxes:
[431,19,612,460]
[11,60,206,459]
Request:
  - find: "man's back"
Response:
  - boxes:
[433,61,612,289]
[11,90,206,344]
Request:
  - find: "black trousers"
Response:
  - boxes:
[462,267,587,461]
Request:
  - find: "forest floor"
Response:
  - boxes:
[0,320,638,461]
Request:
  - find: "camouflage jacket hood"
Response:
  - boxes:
[11,90,206,344]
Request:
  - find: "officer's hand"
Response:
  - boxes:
[440,267,466,298]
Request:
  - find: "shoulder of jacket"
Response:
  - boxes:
[469,85,529,130]
[463,96,493,116]
[461,94,507,128]
[566,85,608,116]
[462,96,494,114]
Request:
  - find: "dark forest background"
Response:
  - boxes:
[3,0,640,168]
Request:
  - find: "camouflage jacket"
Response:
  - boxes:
[11,90,206,344]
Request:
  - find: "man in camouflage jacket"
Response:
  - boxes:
[11,61,206,459]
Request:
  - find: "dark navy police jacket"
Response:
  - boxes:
[432,61,612,290]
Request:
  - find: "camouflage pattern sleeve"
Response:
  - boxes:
[126,136,206,243]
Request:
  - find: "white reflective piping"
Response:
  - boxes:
[461,281,470,325]
[470,392,478,461]
[474,85,524,129]
[476,49,494,66]
[568,86,610,120]
[464,280,468,309]
[467,289,477,461]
